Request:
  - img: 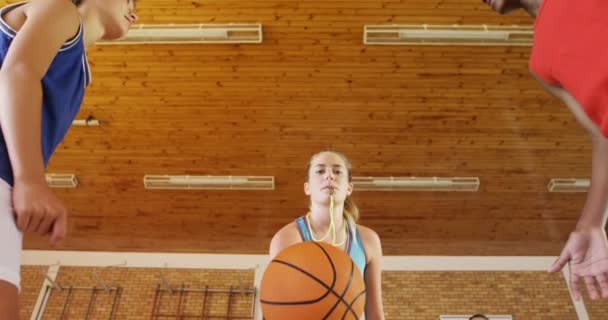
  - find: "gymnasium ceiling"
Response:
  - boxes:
[12,0,591,255]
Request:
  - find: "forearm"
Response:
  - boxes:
[365,307,385,320]
[365,291,385,320]
[364,261,385,319]
[577,134,608,229]
[0,68,45,183]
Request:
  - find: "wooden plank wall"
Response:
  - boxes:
[0,0,589,255]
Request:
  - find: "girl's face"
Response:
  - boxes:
[305,152,353,206]
[95,0,138,40]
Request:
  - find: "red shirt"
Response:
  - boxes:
[530,0,608,136]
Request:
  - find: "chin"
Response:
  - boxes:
[495,6,512,14]
[103,25,129,41]
[495,2,522,15]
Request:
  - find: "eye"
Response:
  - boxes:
[316,169,324,174]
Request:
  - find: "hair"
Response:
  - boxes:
[469,314,489,320]
[307,150,359,221]
[72,0,82,5]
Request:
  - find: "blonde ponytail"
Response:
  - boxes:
[344,197,359,222]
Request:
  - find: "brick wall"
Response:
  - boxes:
[382,271,576,319]
[40,267,255,319]
[19,266,47,319]
[22,266,592,319]
[585,295,608,320]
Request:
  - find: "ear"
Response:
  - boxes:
[346,182,353,196]
[304,182,311,196]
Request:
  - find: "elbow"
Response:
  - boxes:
[0,63,42,84]
[0,65,42,103]
[590,131,608,149]
[268,236,280,259]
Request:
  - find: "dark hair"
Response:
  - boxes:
[72,0,82,5]
[469,315,489,320]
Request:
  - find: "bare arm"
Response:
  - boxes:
[0,0,79,241]
[533,74,608,229]
[361,227,385,320]
[269,222,302,259]
[577,133,608,229]
[536,75,608,299]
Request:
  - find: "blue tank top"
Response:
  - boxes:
[295,215,367,276]
[0,2,90,186]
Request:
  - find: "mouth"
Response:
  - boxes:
[322,186,337,192]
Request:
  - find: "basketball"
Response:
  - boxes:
[260,241,366,320]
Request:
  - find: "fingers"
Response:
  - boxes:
[15,206,65,239]
[26,211,43,233]
[12,186,67,243]
[36,213,54,236]
[584,276,600,300]
[571,272,582,301]
[549,246,571,273]
[596,274,608,299]
[49,210,67,245]
[15,207,31,232]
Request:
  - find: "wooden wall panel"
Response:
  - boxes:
[0,1,591,255]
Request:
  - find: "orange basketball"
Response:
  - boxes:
[260,242,366,320]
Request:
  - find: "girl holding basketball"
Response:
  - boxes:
[269,151,385,319]
[0,0,137,317]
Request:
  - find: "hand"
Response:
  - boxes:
[549,227,608,300]
[12,178,67,245]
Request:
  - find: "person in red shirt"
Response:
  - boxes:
[482,0,608,301]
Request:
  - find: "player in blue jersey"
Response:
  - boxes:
[269,151,385,320]
[0,0,137,317]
